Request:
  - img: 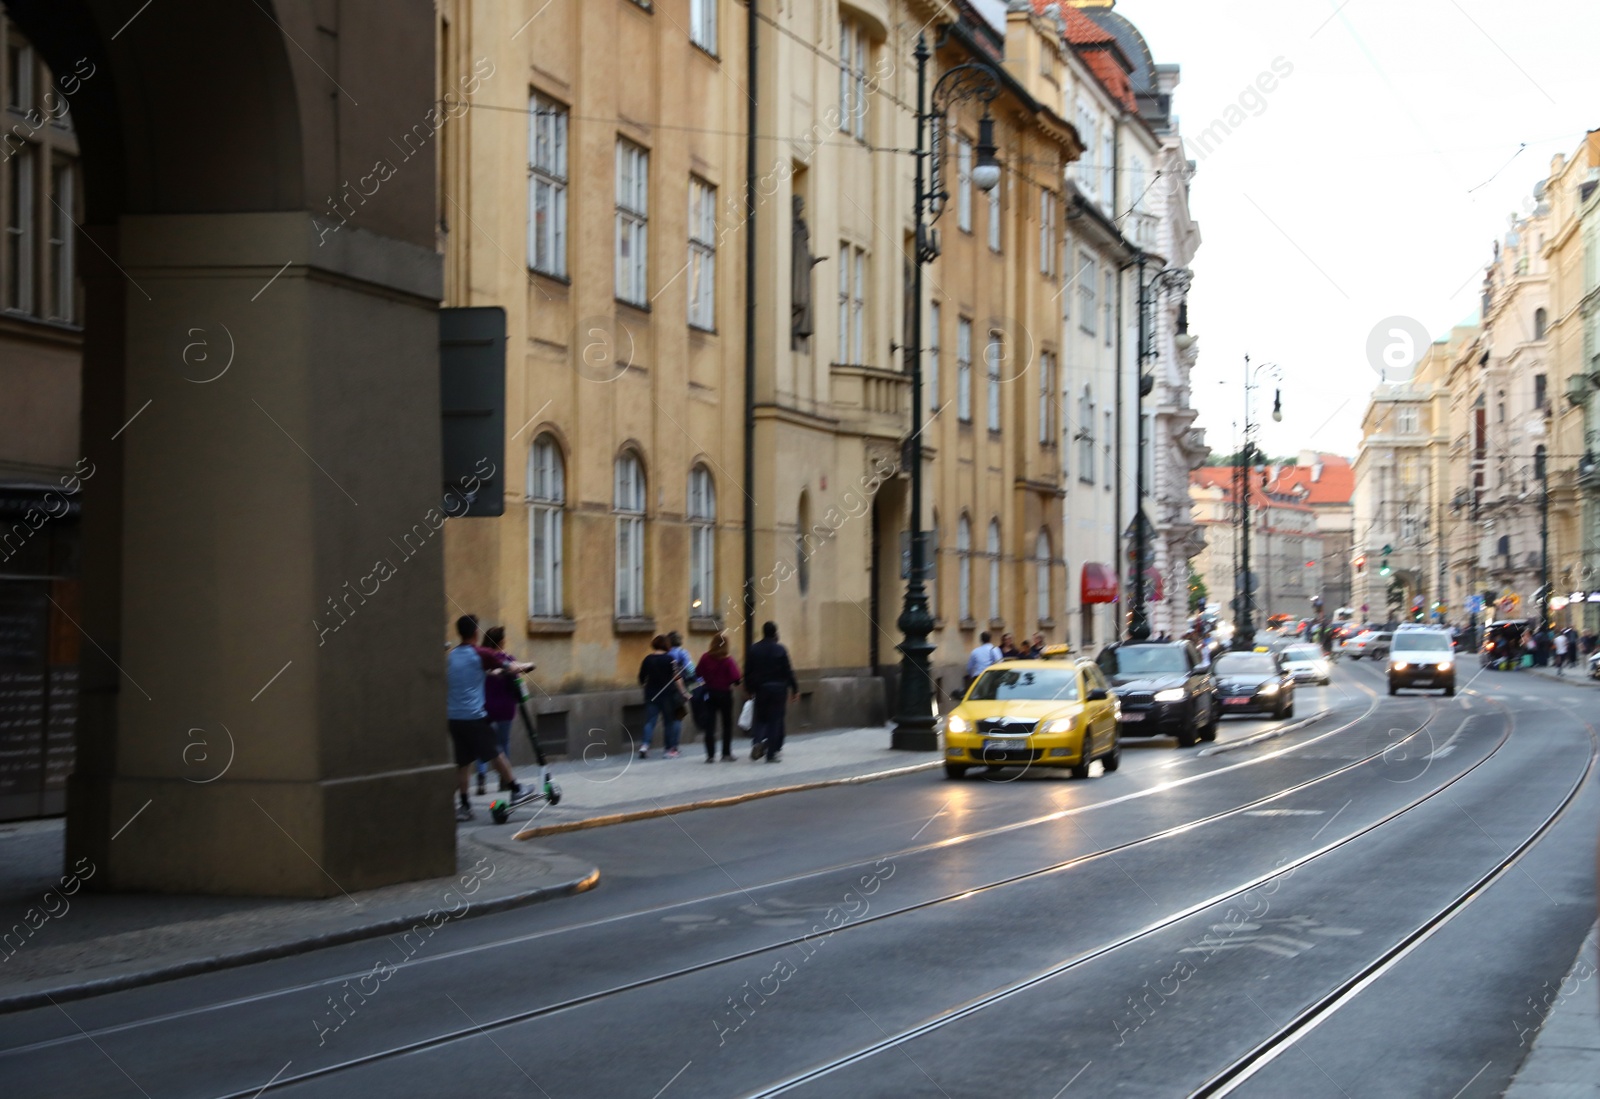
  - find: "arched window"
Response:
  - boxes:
[796,492,811,596]
[688,465,715,617]
[614,452,646,618]
[1534,307,1548,341]
[957,515,972,622]
[987,519,1002,623]
[1036,530,1051,625]
[528,436,566,618]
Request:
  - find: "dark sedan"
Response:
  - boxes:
[1096,640,1219,747]
[1212,650,1296,719]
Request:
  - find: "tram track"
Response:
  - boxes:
[160,689,1491,1098]
[0,682,1379,1053]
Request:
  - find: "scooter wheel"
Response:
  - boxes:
[547,786,561,806]
[491,804,509,824]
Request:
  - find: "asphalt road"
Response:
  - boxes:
[2,658,1596,1099]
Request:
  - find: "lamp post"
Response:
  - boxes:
[1536,444,1550,635]
[1128,256,1193,642]
[892,35,1002,751]
[1233,356,1282,651]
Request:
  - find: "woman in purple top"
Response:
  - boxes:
[476,625,535,794]
[695,632,742,762]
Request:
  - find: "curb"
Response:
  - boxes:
[515,759,946,840]
[0,865,599,1015]
[1196,709,1332,757]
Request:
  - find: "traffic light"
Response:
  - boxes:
[1379,544,1393,577]
[1354,554,1367,573]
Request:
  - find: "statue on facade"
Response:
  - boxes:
[791,196,825,350]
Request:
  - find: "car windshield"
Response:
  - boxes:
[1213,653,1277,676]
[968,667,1080,702]
[1284,646,1323,662]
[1393,633,1451,652]
[1106,646,1189,675]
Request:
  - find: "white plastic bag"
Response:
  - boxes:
[737,699,755,731]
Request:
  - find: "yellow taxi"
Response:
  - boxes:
[942,658,1121,780]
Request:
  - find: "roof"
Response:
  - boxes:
[1189,468,1317,514]
[1260,456,1355,507]
[1032,1,1139,112]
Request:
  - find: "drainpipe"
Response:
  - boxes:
[742,0,758,658]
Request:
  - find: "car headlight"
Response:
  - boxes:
[1257,683,1280,695]
[1153,688,1186,703]
[1041,718,1075,735]
[1436,660,1453,670]
[946,714,971,734]
[1392,661,1408,670]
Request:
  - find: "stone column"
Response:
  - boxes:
[66,212,456,896]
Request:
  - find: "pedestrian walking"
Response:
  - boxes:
[447,615,524,822]
[695,632,742,762]
[475,625,536,795]
[668,630,697,690]
[638,634,686,758]
[964,632,1003,694]
[1023,632,1046,659]
[1553,628,1569,675]
[999,632,1019,659]
[746,621,799,762]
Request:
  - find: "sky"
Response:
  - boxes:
[1106,0,1600,461]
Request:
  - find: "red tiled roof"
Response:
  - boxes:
[1262,456,1355,507]
[1031,1,1138,111]
[1190,468,1317,514]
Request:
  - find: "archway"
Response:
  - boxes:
[2,1,452,895]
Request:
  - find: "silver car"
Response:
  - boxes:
[1281,643,1332,685]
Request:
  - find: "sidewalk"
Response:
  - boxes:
[1504,922,1600,1097]
[469,724,942,840]
[0,818,597,1012]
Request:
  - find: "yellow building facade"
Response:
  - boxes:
[435,0,1082,750]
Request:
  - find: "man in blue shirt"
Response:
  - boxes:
[964,632,1003,693]
[448,615,521,821]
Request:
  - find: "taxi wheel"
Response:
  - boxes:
[944,764,969,780]
[1102,744,1121,772]
[1070,759,1092,779]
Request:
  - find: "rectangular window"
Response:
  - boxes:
[1534,373,1548,409]
[6,43,33,114]
[987,176,1002,253]
[836,242,866,364]
[615,139,649,305]
[1103,410,1114,491]
[528,93,569,277]
[1076,105,1097,197]
[957,137,973,233]
[1102,132,1115,205]
[687,177,716,329]
[5,143,35,314]
[928,301,941,413]
[957,318,973,423]
[1103,269,1115,346]
[1396,406,1418,434]
[1078,389,1095,481]
[1062,234,1073,320]
[1040,190,1057,277]
[839,20,867,141]
[986,330,1002,432]
[690,0,718,54]
[47,158,73,323]
[1039,351,1056,445]
[1079,251,1097,335]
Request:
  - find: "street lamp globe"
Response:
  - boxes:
[972,113,1001,192]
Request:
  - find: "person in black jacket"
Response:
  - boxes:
[746,621,799,762]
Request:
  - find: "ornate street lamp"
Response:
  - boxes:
[1127,258,1193,641]
[892,36,1002,751]
[1233,356,1282,651]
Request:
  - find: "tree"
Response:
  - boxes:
[1188,563,1209,613]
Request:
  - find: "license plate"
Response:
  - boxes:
[1224,697,1251,706]
[983,739,1029,752]
[1120,711,1145,722]
[1411,679,1432,686]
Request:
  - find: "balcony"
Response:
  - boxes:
[830,364,910,441]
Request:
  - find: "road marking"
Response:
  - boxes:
[1244,809,1324,817]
